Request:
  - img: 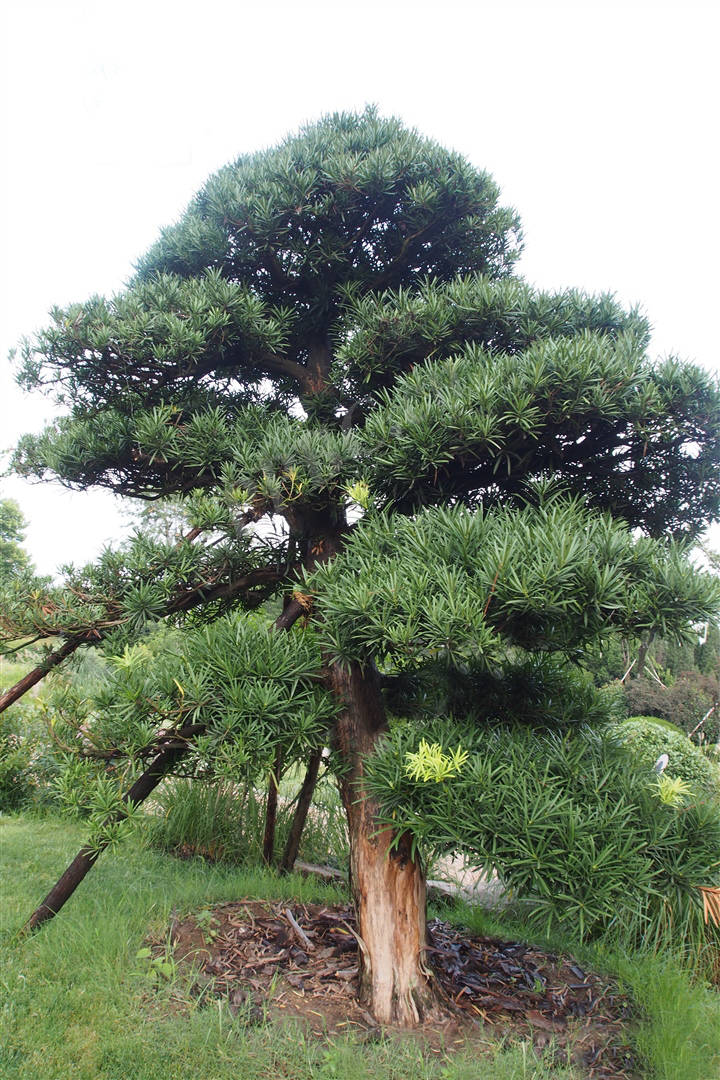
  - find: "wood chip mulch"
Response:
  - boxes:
[156,900,639,1078]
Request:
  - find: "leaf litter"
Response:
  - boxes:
[152,899,639,1078]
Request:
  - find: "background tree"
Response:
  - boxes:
[120,493,191,545]
[11,109,720,1025]
[582,622,720,742]
[0,496,32,583]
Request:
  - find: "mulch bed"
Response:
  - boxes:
[158,900,639,1078]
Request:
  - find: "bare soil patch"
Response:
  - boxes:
[153,900,639,1078]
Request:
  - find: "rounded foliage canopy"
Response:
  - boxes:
[11,108,720,541]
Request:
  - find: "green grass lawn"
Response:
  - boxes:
[2,815,720,1079]
[0,653,40,693]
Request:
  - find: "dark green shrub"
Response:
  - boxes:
[367,720,720,947]
[609,718,719,794]
[623,672,720,743]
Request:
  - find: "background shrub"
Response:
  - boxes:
[0,698,63,812]
[0,701,39,811]
[623,672,720,743]
[608,717,719,795]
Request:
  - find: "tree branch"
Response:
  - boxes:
[22,594,310,934]
[0,636,87,716]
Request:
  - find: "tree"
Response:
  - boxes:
[11,109,720,1024]
[0,496,32,583]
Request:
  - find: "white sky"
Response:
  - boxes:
[1,0,718,575]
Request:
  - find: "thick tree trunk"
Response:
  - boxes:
[330,661,434,1026]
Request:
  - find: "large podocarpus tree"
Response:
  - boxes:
[13,110,720,1023]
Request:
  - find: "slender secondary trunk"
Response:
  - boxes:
[330,661,434,1026]
[24,739,189,931]
[24,600,308,933]
[635,632,655,678]
[262,746,284,865]
[280,746,323,873]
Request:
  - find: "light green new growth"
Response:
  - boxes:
[404,738,468,783]
[344,480,372,510]
[655,774,694,807]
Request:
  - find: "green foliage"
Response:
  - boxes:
[608,718,719,794]
[0,496,32,582]
[312,496,720,670]
[14,110,520,450]
[626,714,686,735]
[336,274,646,396]
[0,615,333,834]
[0,645,139,823]
[135,107,522,315]
[404,739,468,783]
[655,773,694,806]
[367,720,720,946]
[7,110,720,691]
[0,510,279,646]
[44,614,335,812]
[50,757,121,822]
[356,327,720,537]
[384,655,625,733]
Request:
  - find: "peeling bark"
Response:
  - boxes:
[330,661,435,1026]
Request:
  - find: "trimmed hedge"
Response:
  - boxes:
[609,718,718,794]
[625,714,686,736]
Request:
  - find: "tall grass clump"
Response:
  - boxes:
[296,772,349,868]
[146,776,272,864]
[145,770,348,869]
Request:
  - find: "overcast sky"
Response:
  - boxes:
[1,0,718,575]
